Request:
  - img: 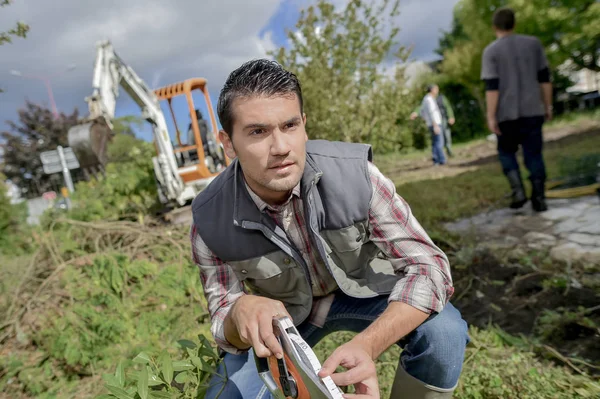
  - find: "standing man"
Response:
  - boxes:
[191,59,469,399]
[481,7,553,212]
[411,86,456,157]
[416,84,447,165]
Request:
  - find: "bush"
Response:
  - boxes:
[0,177,33,255]
[64,135,160,223]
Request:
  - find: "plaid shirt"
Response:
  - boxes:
[191,161,454,354]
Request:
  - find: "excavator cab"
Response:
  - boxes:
[154,78,229,180]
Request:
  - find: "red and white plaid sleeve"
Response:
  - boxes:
[366,162,454,314]
[190,224,248,354]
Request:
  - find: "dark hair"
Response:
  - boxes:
[427,84,438,93]
[493,7,515,31]
[217,59,303,135]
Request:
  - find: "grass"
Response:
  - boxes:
[396,129,600,233]
[374,108,600,179]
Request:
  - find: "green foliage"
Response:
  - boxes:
[99,336,221,399]
[0,175,32,255]
[0,0,30,46]
[454,327,600,398]
[37,252,202,371]
[271,0,421,153]
[0,219,211,398]
[67,134,159,222]
[535,307,599,342]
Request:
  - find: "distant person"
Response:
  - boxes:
[481,7,553,212]
[188,109,210,152]
[411,86,456,157]
[415,84,447,166]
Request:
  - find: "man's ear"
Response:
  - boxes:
[219,130,237,160]
[302,113,308,141]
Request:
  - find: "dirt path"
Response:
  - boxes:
[380,119,600,185]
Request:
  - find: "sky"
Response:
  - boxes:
[0,0,460,142]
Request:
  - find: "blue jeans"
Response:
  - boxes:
[205,291,469,398]
[497,116,546,181]
[429,128,446,165]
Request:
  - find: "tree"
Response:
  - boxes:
[1,0,30,93]
[0,0,29,46]
[0,173,30,255]
[1,102,80,196]
[514,0,600,73]
[270,0,420,153]
[438,0,600,109]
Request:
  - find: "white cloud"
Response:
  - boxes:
[0,0,280,131]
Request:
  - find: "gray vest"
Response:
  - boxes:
[192,140,398,326]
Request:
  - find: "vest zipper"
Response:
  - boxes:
[240,220,314,323]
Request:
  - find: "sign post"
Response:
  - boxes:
[57,146,75,193]
[40,146,80,193]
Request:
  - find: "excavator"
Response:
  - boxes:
[67,40,229,208]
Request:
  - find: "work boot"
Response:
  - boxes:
[505,169,527,209]
[531,178,548,212]
[390,365,456,398]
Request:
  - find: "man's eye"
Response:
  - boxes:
[250,129,264,135]
[285,122,297,129]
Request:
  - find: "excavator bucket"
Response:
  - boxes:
[67,117,113,171]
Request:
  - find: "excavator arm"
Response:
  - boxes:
[68,40,183,201]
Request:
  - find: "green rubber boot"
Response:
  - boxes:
[389,365,456,399]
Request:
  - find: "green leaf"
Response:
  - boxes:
[177,339,196,349]
[191,356,218,375]
[196,385,208,399]
[172,360,194,372]
[133,352,151,364]
[102,373,121,387]
[115,360,125,387]
[174,371,189,384]
[150,392,174,399]
[137,366,149,399]
[148,371,164,387]
[105,385,134,399]
[160,352,173,384]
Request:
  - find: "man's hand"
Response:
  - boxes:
[226,295,290,358]
[448,117,455,126]
[409,112,418,120]
[433,124,441,135]
[318,340,380,399]
[487,115,500,136]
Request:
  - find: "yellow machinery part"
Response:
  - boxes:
[545,180,600,199]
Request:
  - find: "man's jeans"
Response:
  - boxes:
[205,291,469,399]
[497,116,546,181]
[441,120,453,156]
[429,127,446,165]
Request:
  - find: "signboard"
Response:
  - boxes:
[39,145,78,193]
[40,146,80,174]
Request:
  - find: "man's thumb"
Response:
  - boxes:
[318,351,342,377]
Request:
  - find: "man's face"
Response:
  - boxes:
[219,94,308,204]
[431,85,439,96]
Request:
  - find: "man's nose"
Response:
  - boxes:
[270,129,291,156]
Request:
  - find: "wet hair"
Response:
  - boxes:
[217,59,303,135]
[493,7,515,31]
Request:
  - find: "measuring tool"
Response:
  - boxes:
[254,316,344,399]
